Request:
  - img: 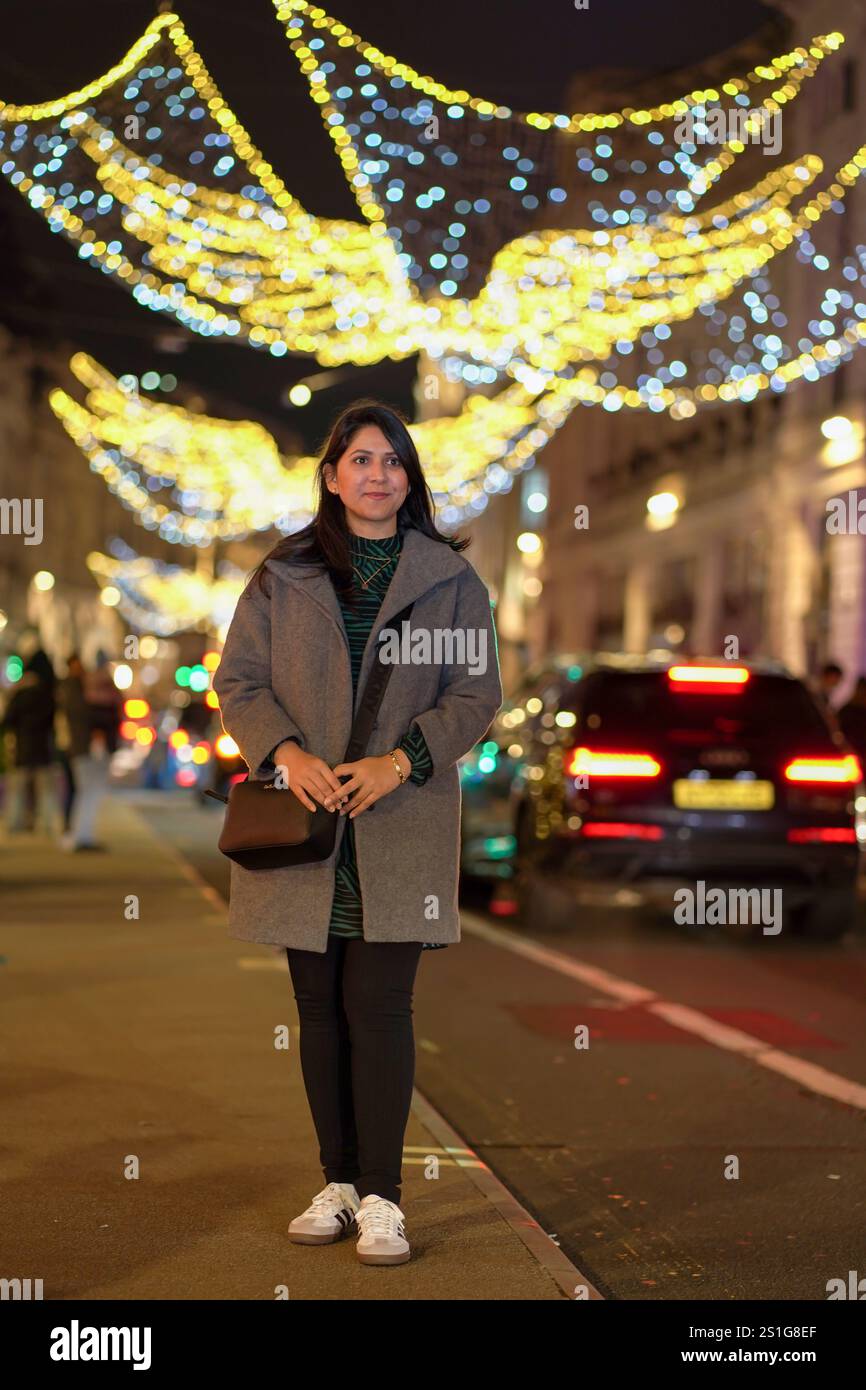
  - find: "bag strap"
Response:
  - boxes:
[342,598,416,764]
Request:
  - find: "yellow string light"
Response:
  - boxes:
[86,549,244,635]
[274,1,844,132]
[3,11,863,411]
[51,352,576,542]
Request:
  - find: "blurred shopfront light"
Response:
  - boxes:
[100,586,121,607]
[188,664,210,692]
[821,415,854,441]
[820,415,863,467]
[647,491,679,517]
[517,531,541,554]
[646,490,681,531]
[32,570,54,591]
[112,664,133,690]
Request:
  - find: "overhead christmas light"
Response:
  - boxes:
[2,8,864,444]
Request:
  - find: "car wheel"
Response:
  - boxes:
[513,806,537,918]
[792,887,857,942]
[458,868,494,911]
[514,808,574,933]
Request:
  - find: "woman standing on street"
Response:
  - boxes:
[213,399,503,1266]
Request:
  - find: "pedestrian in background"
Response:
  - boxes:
[84,653,123,755]
[1,638,61,836]
[813,660,844,730]
[837,675,866,774]
[54,654,82,832]
[213,398,502,1267]
[57,653,109,851]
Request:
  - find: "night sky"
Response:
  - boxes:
[0,0,774,449]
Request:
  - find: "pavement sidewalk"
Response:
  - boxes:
[0,794,584,1300]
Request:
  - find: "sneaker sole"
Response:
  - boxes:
[288,1217,357,1245]
[356,1246,411,1265]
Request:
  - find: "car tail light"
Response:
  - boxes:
[783,754,862,784]
[667,664,750,690]
[787,827,857,843]
[580,822,664,839]
[566,747,662,778]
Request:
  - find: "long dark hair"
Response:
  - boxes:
[252,398,470,608]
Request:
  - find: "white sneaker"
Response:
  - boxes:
[288,1182,360,1245]
[355,1194,410,1265]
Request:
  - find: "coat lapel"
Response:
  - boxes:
[265,528,468,712]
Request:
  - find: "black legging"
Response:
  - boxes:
[286,937,424,1206]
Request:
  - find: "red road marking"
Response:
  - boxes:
[505,1003,841,1048]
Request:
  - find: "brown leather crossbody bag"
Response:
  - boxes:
[205,599,416,869]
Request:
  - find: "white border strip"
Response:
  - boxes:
[410,1087,605,1300]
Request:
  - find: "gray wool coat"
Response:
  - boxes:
[211,526,504,951]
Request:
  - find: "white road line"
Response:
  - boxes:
[461,910,866,1113]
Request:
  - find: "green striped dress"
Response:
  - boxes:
[328,530,447,951]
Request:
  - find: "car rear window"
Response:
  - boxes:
[572,672,832,743]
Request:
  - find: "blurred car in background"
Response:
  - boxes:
[459,652,587,888]
[133,698,214,792]
[460,654,863,942]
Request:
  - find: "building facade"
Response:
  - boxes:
[468,0,866,704]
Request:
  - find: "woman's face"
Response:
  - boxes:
[325,424,410,535]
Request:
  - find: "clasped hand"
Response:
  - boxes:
[271,741,409,819]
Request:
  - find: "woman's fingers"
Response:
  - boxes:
[286,755,348,811]
[316,774,351,810]
[318,780,348,809]
[292,784,317,812]
[316,758,347,797]
[337,780,364,811]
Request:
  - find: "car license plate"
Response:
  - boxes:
[672,779,775,810]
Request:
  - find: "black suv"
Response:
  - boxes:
[462,655,863,941]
